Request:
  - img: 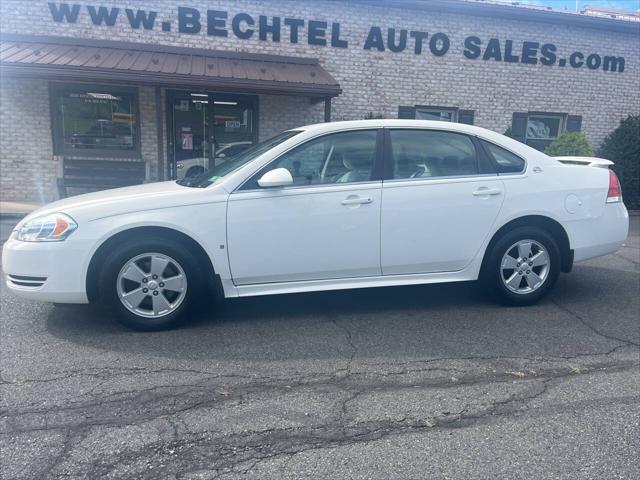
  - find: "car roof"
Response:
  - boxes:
[294,119,481,134]
[288,119,555,165]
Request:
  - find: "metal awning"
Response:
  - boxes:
[0,35,341,97]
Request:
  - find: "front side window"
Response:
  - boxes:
[481,140,526,174]
[388,130,478,180]
[52,85,139,157]
[245,130,378,189]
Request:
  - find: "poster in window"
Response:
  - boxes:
[181,127,193,150]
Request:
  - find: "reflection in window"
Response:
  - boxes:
[481,140,525,174]
[55,88,138,155]
[415,108,456,122]
[389,130,477,179]
[525,115,564,140]
[262,130,378,186]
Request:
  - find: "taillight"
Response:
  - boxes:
[606,170,622,203]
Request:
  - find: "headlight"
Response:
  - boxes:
[16,213,78,242]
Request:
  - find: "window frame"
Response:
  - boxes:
[49,82,142,159]
[382,128,499,182]
[415,105,458,122]
[524,113,567,141]
[237,128,385,192]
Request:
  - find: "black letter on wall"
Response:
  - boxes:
[463,36,481,59]
[259,16,281,42]
[364,26,385,51]
[520,41,539,64]
[483,38,502,61]
[410,31,428,54]
[232,13,254,39]
[540,44,557,65]
[308,20,327,46]
[388,28,407,53]
[503,40,519,63]
[87,5,119,26]
[331,23,348,48]
[208,10,228,36]
[126,9,156,29]
[429,33,449,56]
[178,7,201,34]
[285,18,304,43]
[48,3,80,22]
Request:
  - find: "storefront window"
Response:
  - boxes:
[51,84,140,157]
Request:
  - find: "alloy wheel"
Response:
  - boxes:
[500,239,550,295]
[116,252,188,318]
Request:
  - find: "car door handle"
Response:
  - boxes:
[341,195,373,206]
[472,187,502,196]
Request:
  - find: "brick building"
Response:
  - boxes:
[0,0,638,203]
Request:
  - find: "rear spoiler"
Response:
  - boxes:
[554,156,614,168]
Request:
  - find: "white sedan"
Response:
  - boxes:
[2,120,629,330]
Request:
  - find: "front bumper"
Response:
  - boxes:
[2,237,89,303]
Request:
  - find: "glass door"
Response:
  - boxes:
[169,92,212,180]
[168,91,257,180]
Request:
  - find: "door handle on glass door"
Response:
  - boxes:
[472,187,502,197]
[341,195,373,206]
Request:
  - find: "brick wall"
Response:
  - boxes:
[258,95,325,141]
[0,77,57,203]
[1,0,639,202]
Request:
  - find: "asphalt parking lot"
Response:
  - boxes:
[1,217,638,480]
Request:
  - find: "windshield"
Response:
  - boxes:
[176,131,301,188]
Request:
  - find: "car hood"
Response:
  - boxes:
[21,181,229,223]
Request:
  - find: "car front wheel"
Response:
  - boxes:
[481,226,560,306]
[99,238,204,330]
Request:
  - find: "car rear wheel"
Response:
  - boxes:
[481,226,560,306]
[99,238,204,330]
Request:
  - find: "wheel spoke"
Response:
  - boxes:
[517,242,532,259]
[530,250,548,267]
[162,275,185,292]
[505,272,522,290]
[501,254,518,270]
[152,292,172,315]
[150,256,170,277]
[525,271,543,289]
[121,288,147,308]
[121,263,147,283]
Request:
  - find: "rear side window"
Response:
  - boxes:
[388,130,478,180]
[481,140,526,174]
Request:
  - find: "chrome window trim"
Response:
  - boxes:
[231,180,382,195]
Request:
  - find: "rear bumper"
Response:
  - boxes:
[2,237,89,303]
[566,202,629,262]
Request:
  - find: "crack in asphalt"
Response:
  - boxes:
[3,357,637,436]
[68,368,638,480]
[551,299,640,347]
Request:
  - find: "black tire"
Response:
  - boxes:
[480,226,560,306]
[98,237,206,331]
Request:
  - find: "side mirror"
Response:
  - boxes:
[257,168,293,188]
